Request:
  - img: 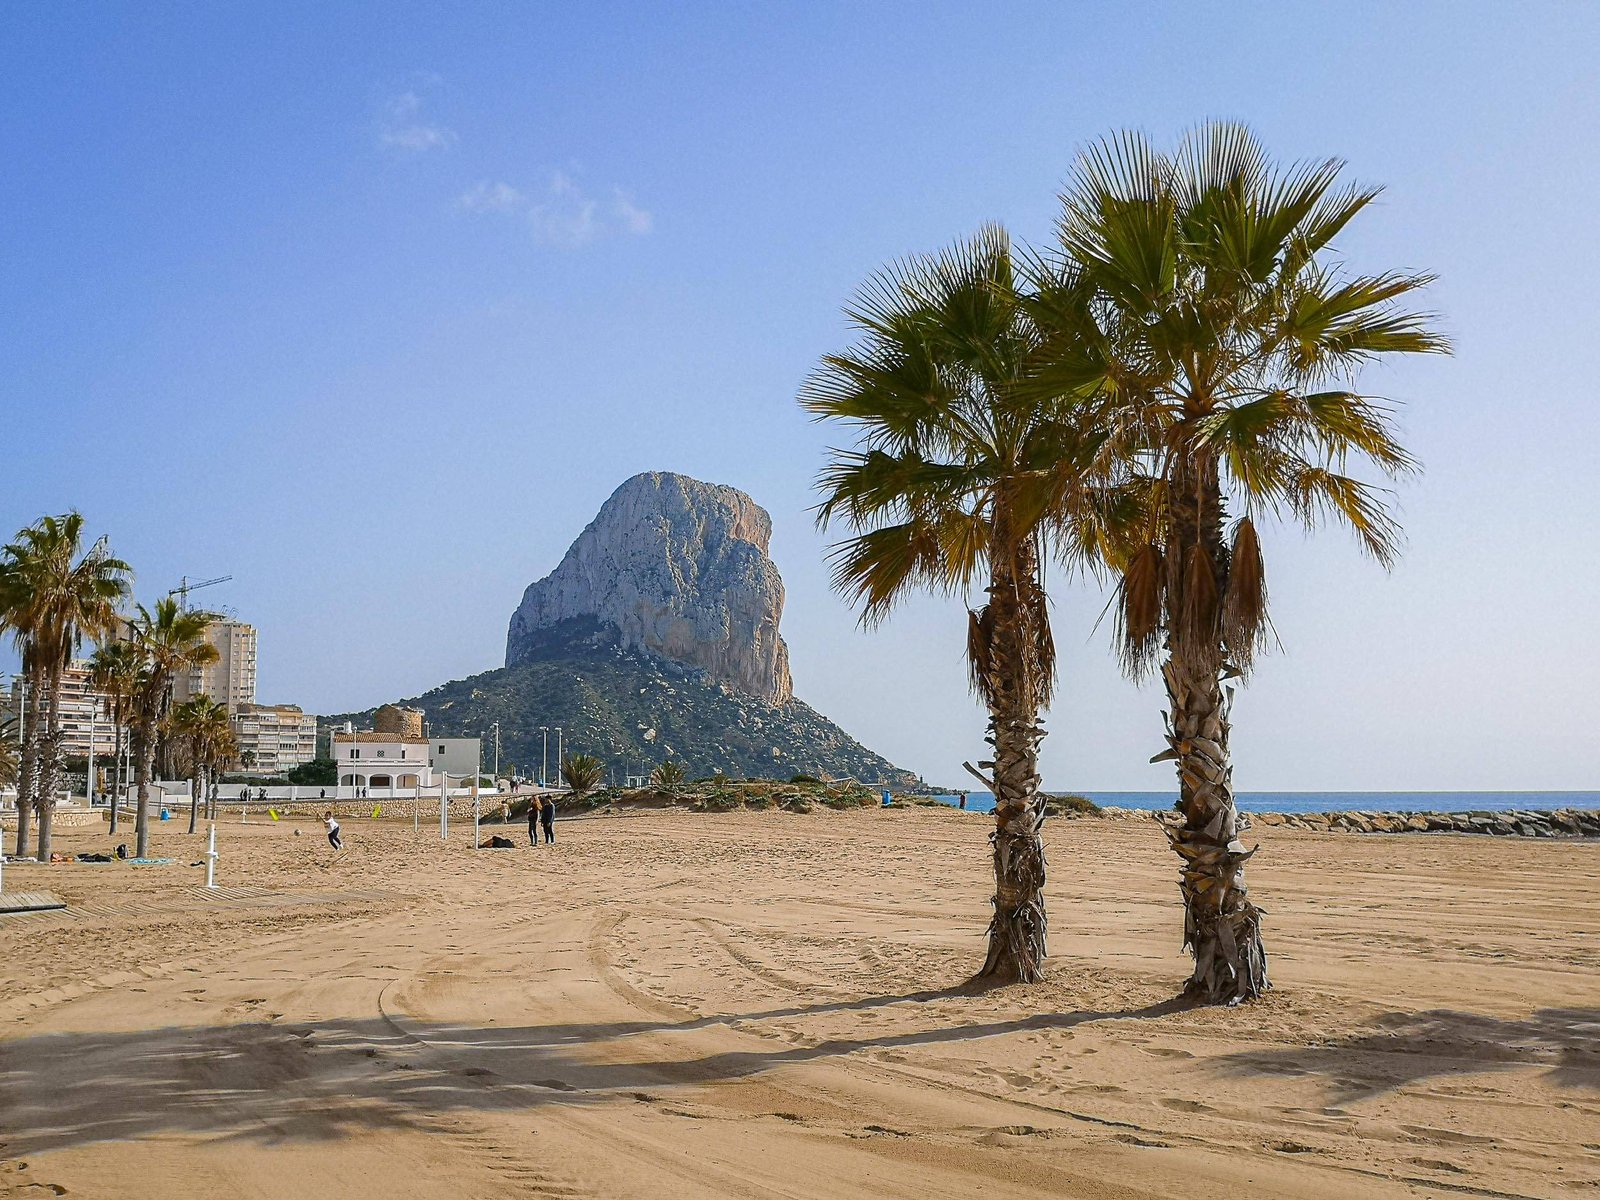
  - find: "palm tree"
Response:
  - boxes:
[169,695,233,834]
[560,753,605,797]
[0,715,19,792]
[803,227,1121,983]
[89,640,143,835]
[126,600,219,859]
[1034,124,1445,1003]
[0,515,131,861]
[650,759,686,788]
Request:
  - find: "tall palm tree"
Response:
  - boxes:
[803,227,1120,983]
[0,715,19,792]
[89,640,143,835]
[169,695,234,834]
[0,515,131,861]
[1033,124,1445,1003]
[1,557,44,856]
[126,600,218,859]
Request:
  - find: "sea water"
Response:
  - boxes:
[933,791,1600,815]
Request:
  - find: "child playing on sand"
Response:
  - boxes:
[323,810,343,851]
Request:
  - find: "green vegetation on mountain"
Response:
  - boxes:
[326,617,917,788]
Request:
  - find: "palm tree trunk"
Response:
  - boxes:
[188,767,200,835]
[977,539,1050,984]
[134,729,154,860]
[14,666,43,857]
[108,711,123,835]
[34,663,66,863]
[1162,465,1268,1005]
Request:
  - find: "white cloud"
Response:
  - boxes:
[457,180,524,212]
[529,171,601,246]
[609,189,654,236]
[456,170,653,248]
[379,90,455,154]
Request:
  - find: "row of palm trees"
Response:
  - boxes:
[2,515,225,861]
[806,124,1444,1004]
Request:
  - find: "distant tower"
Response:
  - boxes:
[373,704,425,738]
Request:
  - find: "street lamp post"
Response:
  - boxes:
[85,697,97,810]
[489,721,500,781]
[538,726,549,788]
[554,727,564,788]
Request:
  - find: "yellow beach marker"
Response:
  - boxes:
[267,808,280,821]
[371,805,381,819]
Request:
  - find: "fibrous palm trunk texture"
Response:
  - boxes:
[1162,465,1268,1004]
[977,536,1050,984]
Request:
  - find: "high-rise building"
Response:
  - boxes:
[1,664,119,760]
[230,703,317,773]
[173,619,257,712]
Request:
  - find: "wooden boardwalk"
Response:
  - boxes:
[0,891,66,914]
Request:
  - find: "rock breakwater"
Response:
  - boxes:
[1097,806,1600,838]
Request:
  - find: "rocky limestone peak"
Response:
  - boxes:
[506,472,794,704]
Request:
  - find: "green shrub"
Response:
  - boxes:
[1045,793,1101,817]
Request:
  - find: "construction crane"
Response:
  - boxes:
[168,575,233,609]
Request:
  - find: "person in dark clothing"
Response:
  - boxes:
[540,794,555,844]
[527,796,542,847]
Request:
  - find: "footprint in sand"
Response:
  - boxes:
[1113,1133,1170,1149]
[1410,1158,1469,1174]
[1142,1046,1194,1059]
[1159,1098,1214,1114]
[1401,1125,1496,1147]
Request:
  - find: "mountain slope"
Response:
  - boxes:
[327,618,916,787]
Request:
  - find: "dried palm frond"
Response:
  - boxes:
[1114,542,1165,676]
[1176,543,1220,651]
[966,603,997,706]
[1221,517,1268,671]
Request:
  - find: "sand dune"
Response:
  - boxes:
[1,808,1594,1198]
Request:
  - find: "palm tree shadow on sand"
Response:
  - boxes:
[1215,1007,1600,1105]
[0,989,1188,1156]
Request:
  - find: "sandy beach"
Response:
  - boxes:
[1,807,1594,1199]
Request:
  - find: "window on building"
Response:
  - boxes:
[350,748,358,759]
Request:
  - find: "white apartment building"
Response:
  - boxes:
[231,703,317,774]
[173,619,257,713]
[1,663,118,760]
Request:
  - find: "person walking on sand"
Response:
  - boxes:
[323,810,343,851]
[527,796,542,847]
[540,792,556,845]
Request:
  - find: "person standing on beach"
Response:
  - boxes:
[323,810,343,851]
[540,793,555,844]
[527,796,542,847]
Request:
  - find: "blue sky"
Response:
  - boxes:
[4,2,1597,790]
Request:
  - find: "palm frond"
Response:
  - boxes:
[1221,517,1268,670]
[1113,542,1165,677]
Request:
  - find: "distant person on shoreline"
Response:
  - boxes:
[323,810,343,851]
[958,792,967,810]
[540,793,555,844]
